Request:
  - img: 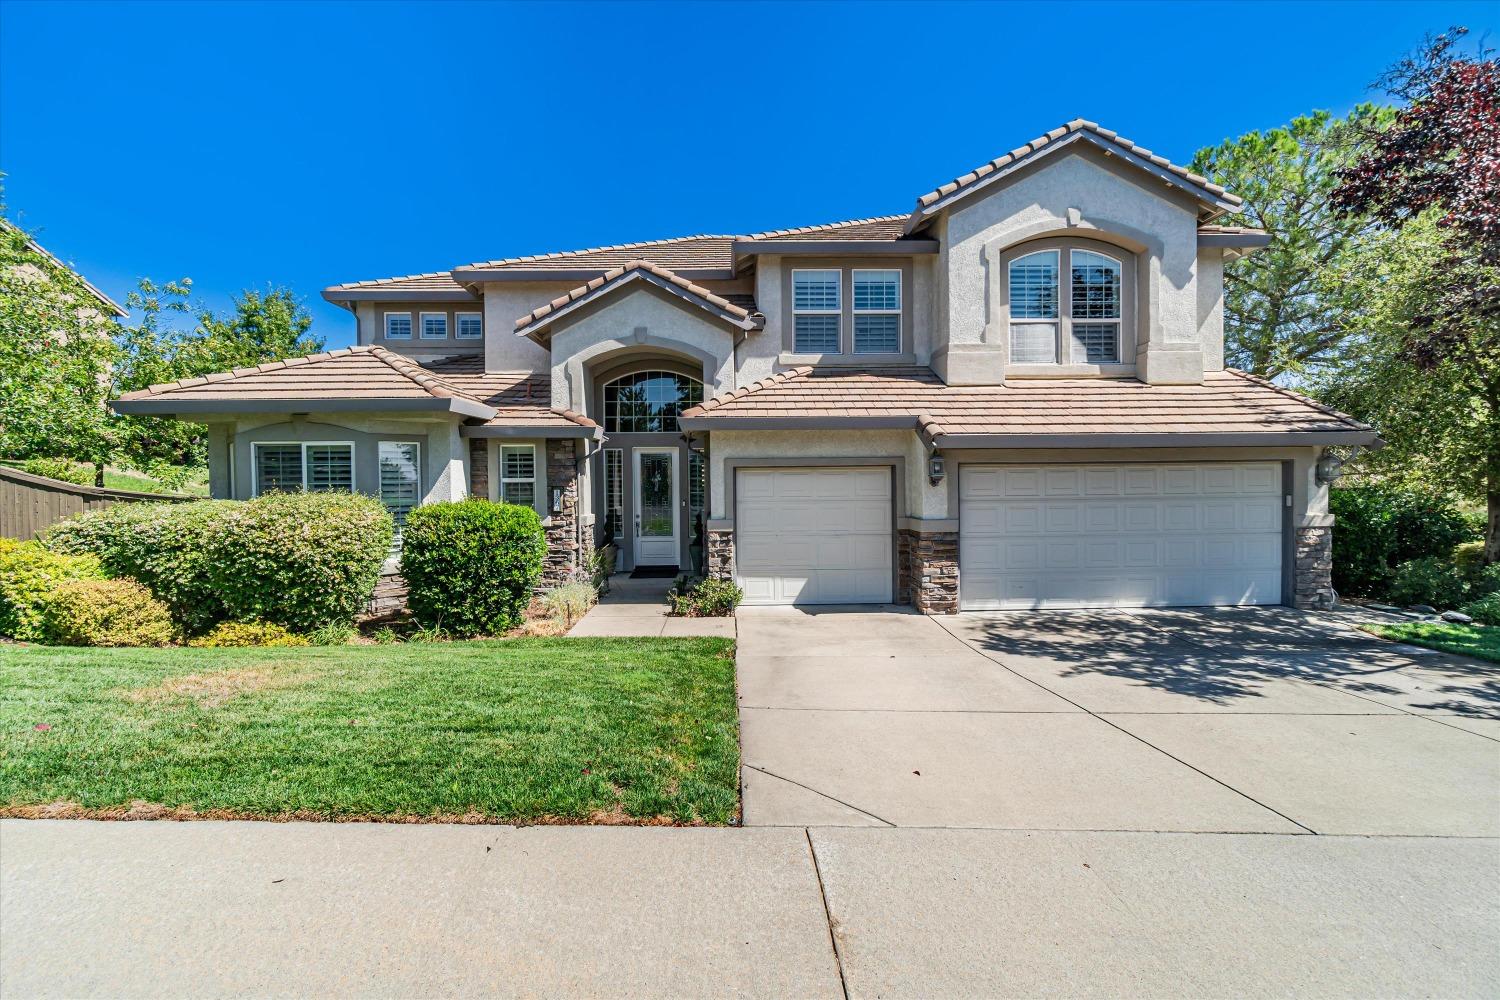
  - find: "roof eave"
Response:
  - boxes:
[111,396,496,419]
[514,270,758,341]
[930,429,1383,449]
[731,239,939,257]
[1198,232,1272,250]
[454,266,736,284]
[321,288,479,304]
[461,423,604,441]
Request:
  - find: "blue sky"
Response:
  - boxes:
[1,0,1493,347]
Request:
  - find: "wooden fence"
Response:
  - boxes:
[0,466,189,542]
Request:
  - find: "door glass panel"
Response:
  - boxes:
[639,453,673,537]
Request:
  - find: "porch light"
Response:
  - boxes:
[1315,452,1344,485]
[928,454,946,487]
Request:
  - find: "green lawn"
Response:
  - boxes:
[1,459,210,497]
[0,637,739,824]
[1365,621,1500,664]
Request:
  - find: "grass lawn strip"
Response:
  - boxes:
[1363,621,1500,665]
[0,637,738,824]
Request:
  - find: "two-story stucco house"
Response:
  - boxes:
[112,121,1378,613]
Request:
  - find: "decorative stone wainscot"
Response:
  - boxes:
[541,439,581,588]
[898,528,959,615]
[705,528,735,581]
[1294,524,1335,610]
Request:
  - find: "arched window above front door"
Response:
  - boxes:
[602,370,704,433]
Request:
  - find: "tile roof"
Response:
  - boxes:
[461,234,738,273]
[419,357,597,430]
[681,367,1376,445]
[115,345,484,405]
[326,271,469,292]
[513,260,762,336]
[744,215,910,241]
[907,120,1242,232]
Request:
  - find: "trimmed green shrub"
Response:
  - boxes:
[22,457,93,486]
[667,577,742,617]
[1330,485,1478,598]
[1387,557,1471,610]
[401,499,545,637]
[1460,592,1500,626]
[47,501,236,634]
[47,492,392,635]
[0,539,104,641]
[39,578,174,647]
[188,621,309,648]
[207,492,392,633]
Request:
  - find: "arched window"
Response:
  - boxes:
[602,370,704,433]
[1006,242,1130,365]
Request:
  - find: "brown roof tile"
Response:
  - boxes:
[419,357,596,429]
[744,216,909,241]
[327,271,469,292]
[682,367,1374,444]
[513,260,760,335]
[462,234,738,273]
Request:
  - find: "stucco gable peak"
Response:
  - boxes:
[512,259,762,339]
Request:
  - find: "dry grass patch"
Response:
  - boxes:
[118,663,306,709]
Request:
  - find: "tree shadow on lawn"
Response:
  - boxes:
[955,606,1500,717]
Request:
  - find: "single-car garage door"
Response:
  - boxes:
[737,467,892,605]
[960,462,1283,610]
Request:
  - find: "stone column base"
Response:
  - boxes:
[1294,525,1335,610]
[706,529,735,580]
[541,439,579,589]
[898,528,959,615]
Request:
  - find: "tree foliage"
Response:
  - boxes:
[1190,107,1393,378]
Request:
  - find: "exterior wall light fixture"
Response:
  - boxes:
[928,453,946,487]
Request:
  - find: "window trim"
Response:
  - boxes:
[995,237,1137,375]
[499,443,537,508]
[419,311,449,340]
[377,440,421,553]
[600,369,705,434]
[384,312,413,340]
[780,259,916,363]
[791,268,843,355]
[851,268,903,356]
[251,441,356,497]
[455,311,483,340]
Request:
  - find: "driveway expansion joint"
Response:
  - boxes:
[804,829,851,1000]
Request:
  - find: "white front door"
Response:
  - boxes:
[959,462,1284,610]
[633,447,679,566]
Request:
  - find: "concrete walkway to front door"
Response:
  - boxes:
[567,574,735,637]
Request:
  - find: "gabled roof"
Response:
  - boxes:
[416,356,600,438]
[111,345,497,419]
[3,219,127,317]
[322,270,477,304]
[513,260,764,340]
[744,216,909,241]
[680,367,1377,448]
[454,234,739,281]
[904,120,1243,234]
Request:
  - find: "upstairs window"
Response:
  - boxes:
[852,270,901,354]
[253,442,354,496]
[420,313,448,339]
[385,312,412,340]
[1007,243,1128,366]
[792,269,841,354]
[456,312,483,339]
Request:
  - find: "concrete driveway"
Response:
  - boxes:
[738,605,1500,836]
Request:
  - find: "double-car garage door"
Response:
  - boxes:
[732,461,1284,610]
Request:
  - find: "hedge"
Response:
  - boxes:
[0,538,105,642]
[39,578,175,647]
[400,499,545,637]
[47,492,393,634]
[1329,485,1477,598]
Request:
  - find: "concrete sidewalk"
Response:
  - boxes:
[567,574,735,638]
[3,819,1496,999]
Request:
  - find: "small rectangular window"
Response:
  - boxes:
[455,313,483,339]
[385,313,412,339]
[604,448,624,539]
[500,445,536,508]
[254,442,353,495]
[305,444,353,492]
[420,313,448,339]
[1010,324,1058,364]
[1071,323,1120,364]
[255,444,302,494]
[792,269,842,354]
[378,441,420,552]
[853,269,900,354]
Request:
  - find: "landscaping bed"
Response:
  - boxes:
[0,637,739,824]
[1363,621,1500,665]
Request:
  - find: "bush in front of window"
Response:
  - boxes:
[38,578,175,648]
[0,537,105,642]
[400,499,545,637]
[46,492,392,635]
[47,501,237,634]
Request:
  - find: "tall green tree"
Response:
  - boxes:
[1190,107,1392,379]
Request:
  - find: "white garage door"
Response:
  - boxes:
[960,463,1283,610]
[737,467,892,605]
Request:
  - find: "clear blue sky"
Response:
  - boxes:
[2,0,1492,348]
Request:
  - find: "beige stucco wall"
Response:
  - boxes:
[356,301,488,363]
[934,146,1212,386]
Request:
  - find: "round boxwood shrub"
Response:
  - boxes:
[39,578,175,647]
[0,538,104,642]
[47,501,236,634]
[1330,485,1477,598]
[401,499,545,637]
[47,492,392,635]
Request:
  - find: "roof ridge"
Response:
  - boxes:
[1223,369,1371,431]
[333,270,459,290]
[745,214,907,240]
[514,260,757,334]
[464,233,738,270]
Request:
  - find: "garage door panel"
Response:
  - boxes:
[962,462,1283,611]
[737,468,892,606]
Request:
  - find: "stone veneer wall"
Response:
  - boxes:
[468,438,488,498]
[706,529,735,581]
[541,439,580,588]
[1294,525,1335,610]
[898,528,959,615]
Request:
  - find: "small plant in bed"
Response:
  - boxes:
[667,577,742,617]
[0,637,739,824]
